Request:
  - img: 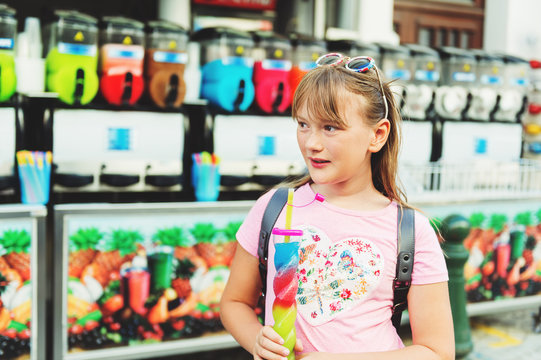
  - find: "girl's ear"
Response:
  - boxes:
[368,119,390,153]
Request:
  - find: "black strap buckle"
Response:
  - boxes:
[392,301,408,313]
[393,278,410,290]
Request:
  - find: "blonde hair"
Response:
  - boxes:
[284,63,409,208]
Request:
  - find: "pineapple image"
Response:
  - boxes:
[81,229,142,287]
[153,227,207,270]
[0,272,10,331]
[192,222,238,268]
[171,258,195,299]
[68,227,102,278]
[1,230,31,282]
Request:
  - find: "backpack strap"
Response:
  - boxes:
[392,205,415,331]
[257,187,289,320]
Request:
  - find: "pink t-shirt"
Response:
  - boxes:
[237,183,448,354]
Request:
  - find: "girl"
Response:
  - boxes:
[220,53,454,360]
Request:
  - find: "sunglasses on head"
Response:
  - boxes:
[315,53,389,120]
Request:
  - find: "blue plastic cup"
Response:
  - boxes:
[192,163,221,201]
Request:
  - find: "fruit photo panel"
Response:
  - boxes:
[60,204,249,355]
[0,218,34,359]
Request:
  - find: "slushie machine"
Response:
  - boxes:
[0,106,16,196]
[193,27,255,113]
[251,31,292,114]
[494,54,530,123]
[466,49,504,122]
[53,109,185,193]
[0,4,16,103]
[43,10,99,106]
[437,48,523,164]
[376,43,411,110]
[0,5,16,196]
[434,46,476,122]
[144,21,189,109]
[288,33,326,102]
[402,44,441,121]
[98,16,145,106]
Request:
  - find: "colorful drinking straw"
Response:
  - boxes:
[272,188,300,360]
[284,188,294,242]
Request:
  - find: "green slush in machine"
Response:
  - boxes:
[43,10,99,105]
[0,4,16,103]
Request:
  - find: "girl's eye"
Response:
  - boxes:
[298,121,308,128]
[324,125,336,132]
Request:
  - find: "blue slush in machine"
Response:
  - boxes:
[192,27,255,113]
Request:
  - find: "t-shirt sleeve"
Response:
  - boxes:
[236,189,277,257]
[411,212,449,285]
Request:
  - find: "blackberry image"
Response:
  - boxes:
[0,334,30,359]
[68,328,112,350]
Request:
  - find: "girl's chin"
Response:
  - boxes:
[308,174,333,185]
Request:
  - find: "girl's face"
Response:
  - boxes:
[296,92,387,190]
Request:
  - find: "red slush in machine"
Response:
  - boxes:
[289,33,326,101]
[144,21,188,109]
[251,31,292,114]
[99,16,145,106]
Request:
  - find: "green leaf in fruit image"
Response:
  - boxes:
[223,221,242,243]
[489,214,508,234]
[68,228,103,279]
[108,229,143,257]
[190,223,217,244]
[463,213,486,251]
[0,230,31,282]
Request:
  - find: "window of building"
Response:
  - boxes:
[394,0,484,48]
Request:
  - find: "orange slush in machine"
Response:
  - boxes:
[144,20,189,108]
[288,33,326,102]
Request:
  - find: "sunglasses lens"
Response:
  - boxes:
[347,57,373,72]
[317,54,342,66]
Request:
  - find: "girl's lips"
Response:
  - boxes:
[309,158,330,168]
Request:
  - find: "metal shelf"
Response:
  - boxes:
[66,333,239,360]
[402,295,541,324]
[466,295,541,317]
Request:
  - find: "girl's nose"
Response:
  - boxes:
[305,130,324,152]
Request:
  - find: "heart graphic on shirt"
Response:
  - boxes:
[296,225,384,326]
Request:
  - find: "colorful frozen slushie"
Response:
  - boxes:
[272,228,302,360]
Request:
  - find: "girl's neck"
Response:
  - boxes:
[310,181,390,212]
